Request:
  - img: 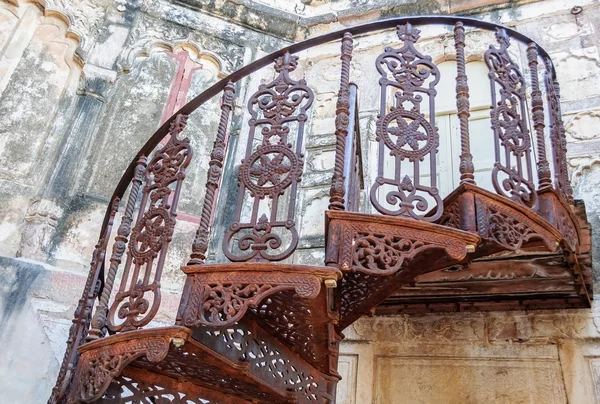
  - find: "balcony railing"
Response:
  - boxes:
[50,16,591,404]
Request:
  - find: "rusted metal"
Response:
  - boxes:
[87,114,191,341]
[223,53,314,262]
[55,17,589,404]
[343,83,362,212]
[329,32,354,211]
[179,263,341,375]
[325,210,481,329]
[49,198,119,404]
[189,82,235,265]
[72,328,188,402]
[454,21,475,185]
[107,114,192,332]
[101,17,561,242]
[102,367,252,404]
[193,319,339,401]
[87,157,147,341]
[370,23,443,221]
[73,326,338,403]
[485,29,538,209]
[527,43,552,189]
[544,58,574,203]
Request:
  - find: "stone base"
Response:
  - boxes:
[338,309,600,403]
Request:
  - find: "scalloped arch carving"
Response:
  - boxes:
[117,38,226,77]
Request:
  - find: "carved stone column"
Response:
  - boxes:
[17,70,113,261]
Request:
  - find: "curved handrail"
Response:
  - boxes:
[101,15,558,232]
[50,16,565,402]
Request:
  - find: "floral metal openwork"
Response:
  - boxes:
[51,16,590,404]
[223,52,314,262]
[108,115,192,333]
[485,29,538,209]
[370,23,443,221]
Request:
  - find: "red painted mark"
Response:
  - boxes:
[157,49,204,224]
[175,211,202,225]
[161,50,189,126]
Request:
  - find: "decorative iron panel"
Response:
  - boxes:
[107,115,192,332]
[544,58,573,203]
[484,29,538,209]
[370,23,442,221]
[223,53,314,262]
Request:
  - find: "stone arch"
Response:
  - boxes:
[37,0,106,54]
[117,38,226,77]
[82,39,226,201]
[2,0,102,54]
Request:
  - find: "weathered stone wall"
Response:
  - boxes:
[339,309,600,403]
[1,0,600,403]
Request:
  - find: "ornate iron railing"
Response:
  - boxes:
[50,16,579,403]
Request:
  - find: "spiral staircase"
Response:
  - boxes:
[49,16,591,404]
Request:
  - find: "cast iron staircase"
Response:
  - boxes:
[50,16,591,404]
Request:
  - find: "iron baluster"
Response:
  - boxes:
[329,32,354,211]
[189,82,236,265]
[454,21,475,185]
[49,198,119,403]
[87,157,147,341]
[544,58,574,203]
[527,43,552,189]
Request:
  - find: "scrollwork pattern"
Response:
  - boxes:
[439,200,461,229]
[339,272,389,327]
[351,229,467,275]
[475,196,557,251]
[485,29,538,209]
[224,53,314,262]
[353,234,423,274]
[103,374,215,403]
[75,337,172,402]
[50,198,120,403]
[556,205,578,252]
[250,290,339,375]
[139,350,272,401]
[370,23,443,221]
[107,114,192,333]
[183,272,321,327]
[196,322,334,402]
[488,211,534,250]
[339,220,470,276]
[544,61,574,203]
